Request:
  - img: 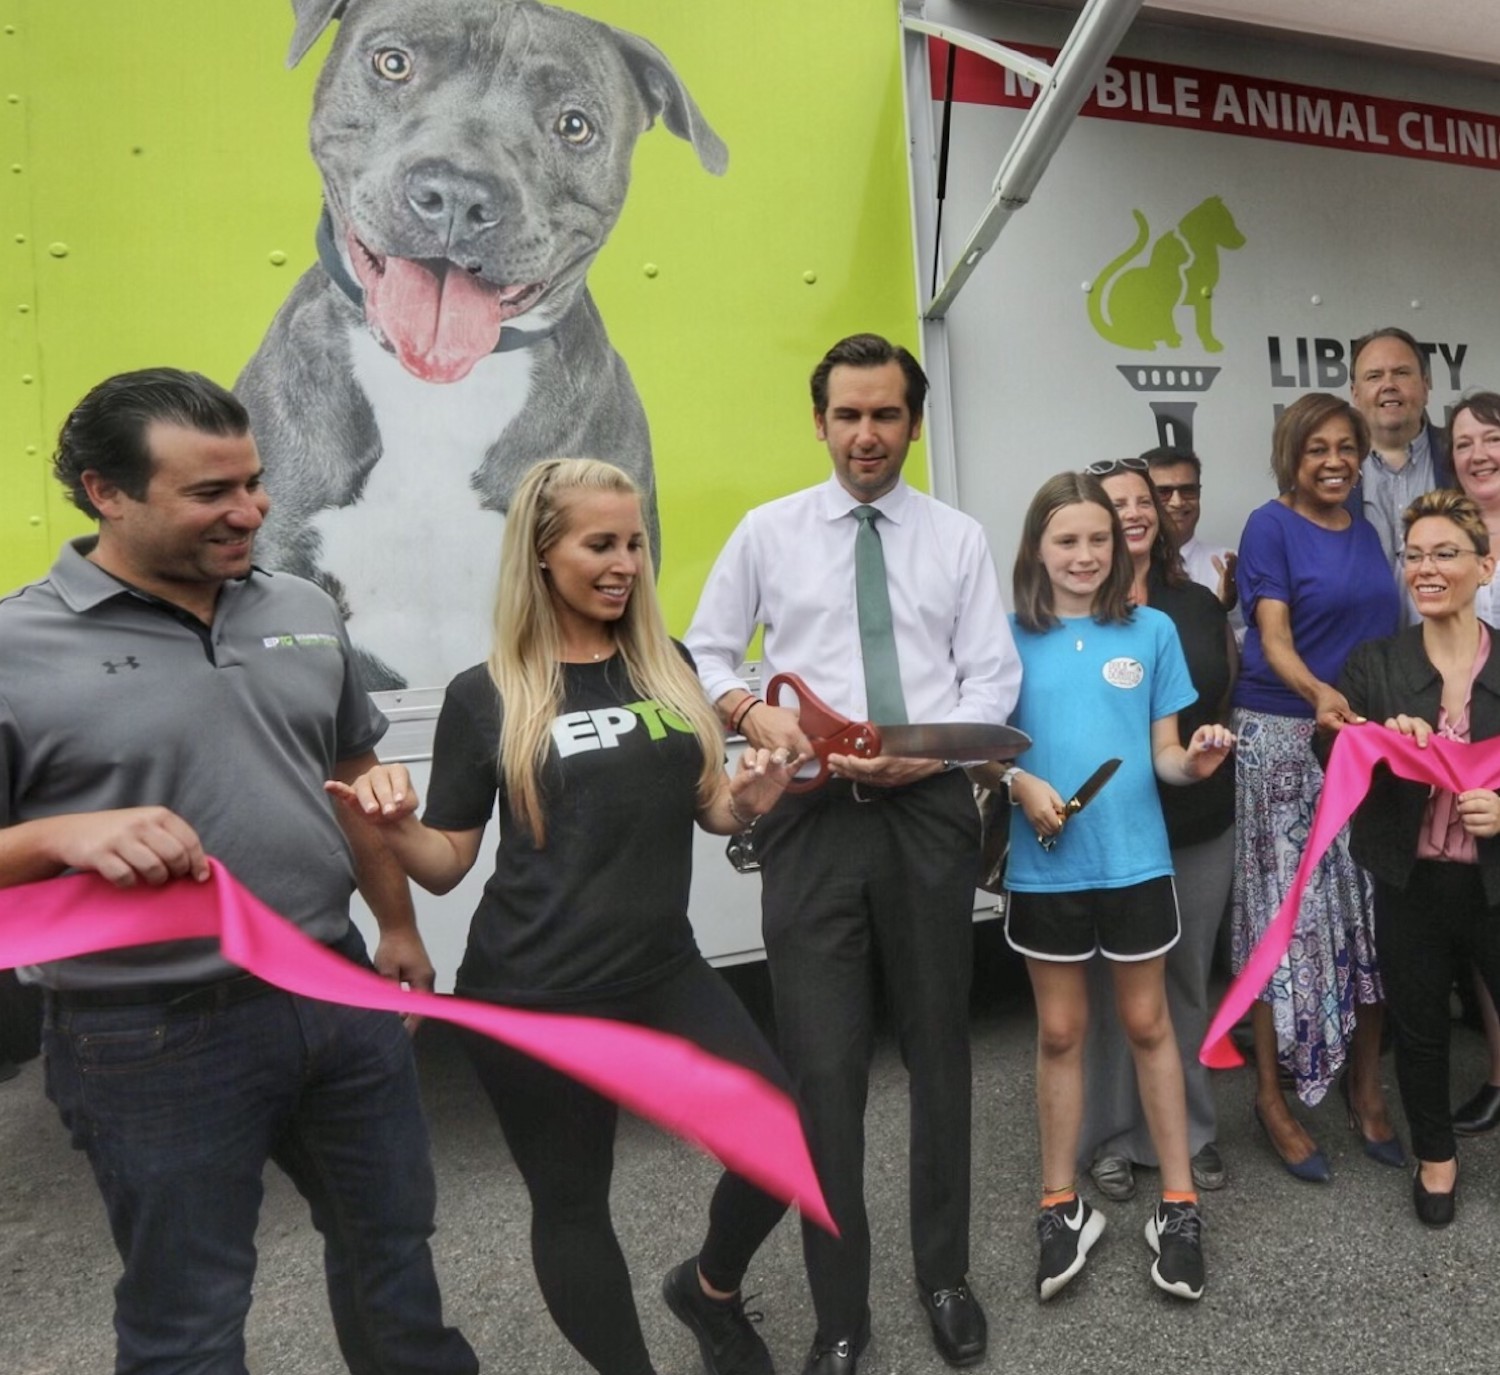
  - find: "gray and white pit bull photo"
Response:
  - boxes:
[237,0,727,690]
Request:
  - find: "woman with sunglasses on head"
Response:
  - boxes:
[1000,471,1233,1305]
[1076,458,1237,1205]
[1231,394,1402,1183]
[328,459,795,1375]
[1333,489,1500,1226]
[1440,394,1500,1139]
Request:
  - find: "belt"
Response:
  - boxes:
[46,971,276,1012]
[820,773,950,804]
[816,761,966,803]
[822,778,896,803]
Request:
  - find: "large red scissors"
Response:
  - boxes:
[763,672,1029,793]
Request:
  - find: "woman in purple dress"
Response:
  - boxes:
[1231,393,1402,1181]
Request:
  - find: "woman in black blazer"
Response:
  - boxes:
[1336,489,1500,1227]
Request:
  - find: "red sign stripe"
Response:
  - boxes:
[930,39,1500,171]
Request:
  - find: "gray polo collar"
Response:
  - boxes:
[49,538,134,613]
[50,537,260,616]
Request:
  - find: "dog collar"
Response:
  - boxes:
[314,207,557,354]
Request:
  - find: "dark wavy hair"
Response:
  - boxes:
[809,333,927,420]
[53,368,249,518]
[1012,472,1135,633]
[1140,445,1202,479]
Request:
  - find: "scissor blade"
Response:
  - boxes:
[876,722,1032,761]
[1068,757,1123,813]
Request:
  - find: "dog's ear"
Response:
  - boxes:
[610,30,728,176]
[288,0,349,69]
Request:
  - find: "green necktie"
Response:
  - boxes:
[852,505,908,724]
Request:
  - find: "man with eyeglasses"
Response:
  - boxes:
[1141,447,1238,620]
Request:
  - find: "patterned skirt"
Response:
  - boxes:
[1230,708,1381,1106]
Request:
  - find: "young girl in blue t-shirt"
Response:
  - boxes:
[998,470,1234,1305]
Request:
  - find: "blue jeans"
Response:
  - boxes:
[44,971,476,1375]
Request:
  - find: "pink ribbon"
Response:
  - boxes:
[1201,724,1500,1068]
[0,861,834,1233]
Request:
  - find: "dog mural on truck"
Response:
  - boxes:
[237,0,727,690]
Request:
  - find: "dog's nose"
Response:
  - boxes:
[404,159,503,238]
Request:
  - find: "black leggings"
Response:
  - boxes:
[463,957,791,1375]
[1375,862,1500,1163]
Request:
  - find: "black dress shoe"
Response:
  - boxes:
[1452,1083,1500,1136]
[1412,1165,1457,1228]
[917,1281,987,1367]
[800,1314,870,1375]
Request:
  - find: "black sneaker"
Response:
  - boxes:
[1035,1196,1105,1301]
[1144,1200,1205,1301]
[662,1258,773,1375]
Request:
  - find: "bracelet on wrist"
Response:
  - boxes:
[727,795,757,831]
[729,696,762,735]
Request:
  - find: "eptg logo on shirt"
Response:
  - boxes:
[552,700,695,758]
[261,632,342,649]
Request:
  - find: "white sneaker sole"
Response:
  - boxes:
[1144,1217,1205,1301]
[1038,1209,1106,1302]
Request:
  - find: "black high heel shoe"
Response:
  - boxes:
[1412,1163,1457,1228]
[1338,1070,1405,1168]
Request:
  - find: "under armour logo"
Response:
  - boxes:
[102,657,140,674]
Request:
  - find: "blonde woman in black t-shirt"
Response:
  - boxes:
[330,459,796,1375]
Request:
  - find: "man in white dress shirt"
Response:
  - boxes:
[687,335,1020,1375]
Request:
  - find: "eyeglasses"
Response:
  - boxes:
[1400,546,1479,567]
[1153,482,1202,501]
[1083,457,1149,477]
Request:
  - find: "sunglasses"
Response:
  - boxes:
[1154,482,1202,501]
[1083,457,1149,477]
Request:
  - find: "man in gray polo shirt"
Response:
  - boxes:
[0,369,476,1375]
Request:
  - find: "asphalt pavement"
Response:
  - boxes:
[3,940,1498,1375]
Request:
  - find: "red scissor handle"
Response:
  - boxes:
[765,672,884,793]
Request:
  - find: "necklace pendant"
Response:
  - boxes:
[1075,638,1084,652]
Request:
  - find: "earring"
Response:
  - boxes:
[539,561,549,570]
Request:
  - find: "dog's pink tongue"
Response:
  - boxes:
[366,258,505,384]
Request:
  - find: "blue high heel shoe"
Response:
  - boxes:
[1253,1103,1331,1183]
[1338,1071,1406,1168]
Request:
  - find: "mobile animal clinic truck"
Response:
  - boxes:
[2,0,1497,985]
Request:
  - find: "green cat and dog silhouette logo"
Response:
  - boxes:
[1087,196,1245,353]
